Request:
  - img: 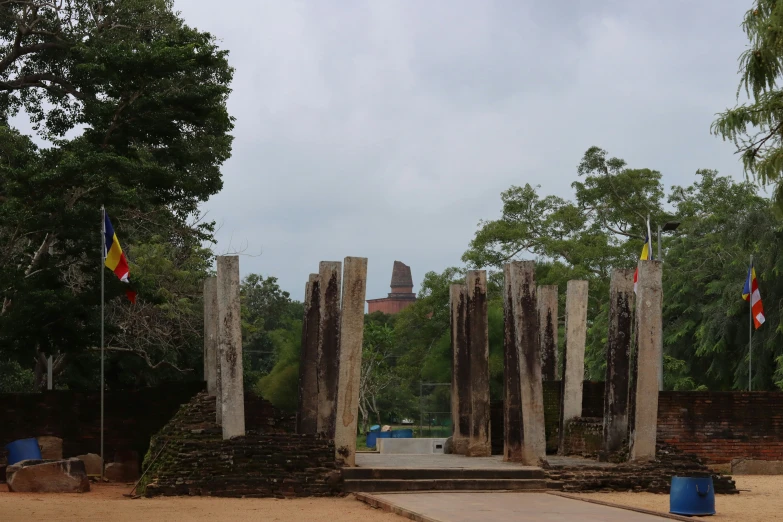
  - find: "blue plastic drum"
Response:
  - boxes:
[366,430,392,449]
[670,476,715,516]
[5,438,43,465]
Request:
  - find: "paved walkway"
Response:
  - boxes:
[360,492,672,521]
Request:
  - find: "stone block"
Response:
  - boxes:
[378,438,448,454]
[37,436,63,460]
[7,458,90,493]
[104,460,140,482]
[75,453,103,476]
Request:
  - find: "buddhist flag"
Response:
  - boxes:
[104,212,136,303]
[633,236,652,294]
[742,263,765,329]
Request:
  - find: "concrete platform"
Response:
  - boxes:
[356,453,539,470]
[356,492,672,521]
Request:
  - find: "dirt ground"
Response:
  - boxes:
[0,483,405,522]
[575,476,783,522]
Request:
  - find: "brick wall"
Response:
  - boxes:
[657,391,783,464]
[562,417,603,456]
[0,384,292,469]
[0,383,203,463]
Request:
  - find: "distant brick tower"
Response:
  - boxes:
[367,261,417,314]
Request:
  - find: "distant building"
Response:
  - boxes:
[367,261,417,315]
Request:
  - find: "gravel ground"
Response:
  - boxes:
[574,476,783,522]
[0,483,405,522]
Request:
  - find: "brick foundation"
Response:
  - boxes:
[141,392,340,498]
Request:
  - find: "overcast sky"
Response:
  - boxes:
[38,1,763,303]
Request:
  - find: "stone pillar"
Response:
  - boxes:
[203,276,218,397]
[466,270,491,457]
[558,279,588,454]
[602,269,634,455]
[450,284,470,456]
[503,265,523,462]
[334,257,368,466]
[537,285,558,381]
[509,261,547,465]
[297,274,321,434]
[629,260,663,461]
[216,256,245,439]
[316,261,342,438]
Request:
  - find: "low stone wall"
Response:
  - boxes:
[141,392,340,498]
[561,417,603,457]
[547,442,738,494]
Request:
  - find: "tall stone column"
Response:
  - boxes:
[602,269,634,455]
[629,260,663,461]
[510,261,547,465]
[503,264,523,462]
[334,257,368,466]
[537,285,559,381]
[316,261,342,438]
[297,274,321,434]
[466,270,491,457]
[203,276,218,397]
[558,279,588,454]
[450,284,470,456]
[216,256,245,439]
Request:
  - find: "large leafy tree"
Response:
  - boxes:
[664,170,783,390]
[712,0,783,205]
[463,147,667,378]
[0,0,234,387]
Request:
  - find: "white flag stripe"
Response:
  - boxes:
[751,289,761,304]
[756,312,766,325]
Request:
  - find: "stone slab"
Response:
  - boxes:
[356,492,672,522]
[36,436,63,460]
[6,458,90,493]
[104,460,140,482]
[731,458,783,475]
[378,438,449,455]
[74,453,103,476]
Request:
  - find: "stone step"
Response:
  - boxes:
[344,478,549,493]
[344,467,546,480]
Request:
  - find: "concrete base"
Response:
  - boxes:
[378,438,449,455]
[731,458,783,475]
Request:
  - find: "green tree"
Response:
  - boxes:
[712,0,783,206]
[663,170,783,390]
[0,0,233,386]
[463,147,666,379]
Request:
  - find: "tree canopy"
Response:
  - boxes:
[0,0,234,389]
[712,0,783,206]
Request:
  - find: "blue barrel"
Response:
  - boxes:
[670,476,715,516]
[5,438,42,465]
[391,429,413,438]
[366,430,392,449]
[369,425,380,432]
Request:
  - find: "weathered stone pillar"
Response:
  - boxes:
[509,261,547,465]
[602,269,634,455]
[203,276,218,397]
[316,261,342,438]
[558,279,588,454]
[466,270,491,457]
[297,274,321,434]
[629,260,663,462]
[450,284,470,456]
[503,265,523,461]
[537,285,558,381]
[216,255,245,439]
[334,257,368,466]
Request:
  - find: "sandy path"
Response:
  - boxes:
[0,484,405,522]
[574,476,783,522]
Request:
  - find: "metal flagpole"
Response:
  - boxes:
[749,254,753,392]
[100,206,106,479]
